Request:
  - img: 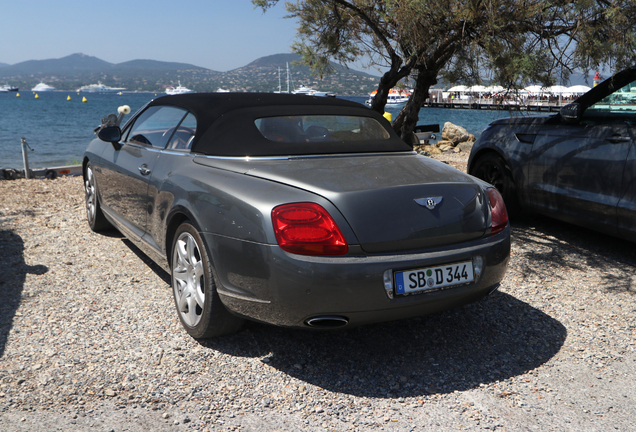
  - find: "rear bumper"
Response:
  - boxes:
[204,227,510,328]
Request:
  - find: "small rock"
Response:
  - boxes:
[442,122,470,145]
[422,145,442,155]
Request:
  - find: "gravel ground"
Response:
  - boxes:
[1,153,635,431]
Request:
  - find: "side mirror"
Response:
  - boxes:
[560,103,582,123]
[97,125,122,143]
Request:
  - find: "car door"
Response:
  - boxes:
[144,112,198,253]
[618,138,636,242]
[525,81,636,233]
[97,105,189,239]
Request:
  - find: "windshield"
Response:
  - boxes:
[585,79,636,118]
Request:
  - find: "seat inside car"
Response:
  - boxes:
[259,117,303,142]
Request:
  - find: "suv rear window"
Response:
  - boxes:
[255,115,391,143]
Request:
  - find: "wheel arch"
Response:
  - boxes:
[469,147,526,215]
[468,146,512,175]
[82,156,90,179]
[165,206,200,270]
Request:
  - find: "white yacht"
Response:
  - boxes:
[291,85,335,97]
[165,81,194,95]
[366,88,412,105]
[276,64,334,97]
[291,85,316,96]
[78,82,126,93]
[31,82,56,92]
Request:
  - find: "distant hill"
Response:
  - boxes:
[0,52,379,95]
[0,52,608,94]
[2,53,113,75]
[219,53,379,94]
[116,59,210,72]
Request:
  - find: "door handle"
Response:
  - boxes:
[138,165,151,175]
[606,135,631,143]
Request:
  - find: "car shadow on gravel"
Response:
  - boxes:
[201,290,566,398]
[510,214,636,294]
[0,229,48,358]
[121,238,171,284]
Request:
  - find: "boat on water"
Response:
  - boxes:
[165,81,194,95]
[366,88,413,105]
[0,84,19,92]
[31,82,56,92]
[292,85,336,97]
[78,82,126,93]
[275,63,335,97]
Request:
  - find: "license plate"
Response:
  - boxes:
[395,261,474,295]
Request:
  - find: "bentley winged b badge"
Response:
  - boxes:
[414,196,443,210]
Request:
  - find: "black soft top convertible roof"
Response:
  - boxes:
[146,93,410,157]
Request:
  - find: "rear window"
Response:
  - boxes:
[194,105,410,157]
[255,115,391,143]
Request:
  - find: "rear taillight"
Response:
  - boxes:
[487,188,509,235]
[272,202,348,255]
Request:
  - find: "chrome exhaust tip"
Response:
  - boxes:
[305,316,349,328]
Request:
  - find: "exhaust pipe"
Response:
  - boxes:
[305,316,349,328]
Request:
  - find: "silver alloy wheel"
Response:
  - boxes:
[85,165,97,224]
[172,232,206,327]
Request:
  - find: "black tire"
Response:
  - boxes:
[84,162,112,231]
[171,222,244,339]
[3,169,16,180]
[471,153,520,216]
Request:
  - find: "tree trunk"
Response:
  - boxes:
[393,68,438,139]
[369,56,413,115]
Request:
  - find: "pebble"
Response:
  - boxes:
[1,165,635,431]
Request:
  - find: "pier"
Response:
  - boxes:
[422,101,563,112]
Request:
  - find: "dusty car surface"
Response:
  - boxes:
[468,66,636,242]
[84,93,510,338]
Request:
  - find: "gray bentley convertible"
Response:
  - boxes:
[84,93,510,338]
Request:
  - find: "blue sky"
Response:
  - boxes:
[0,1,299,71]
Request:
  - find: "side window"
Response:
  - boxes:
[125,106,189,148]
[167,113,197,150]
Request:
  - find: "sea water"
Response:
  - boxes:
[0,91,157,169]
[0,92,529,169]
